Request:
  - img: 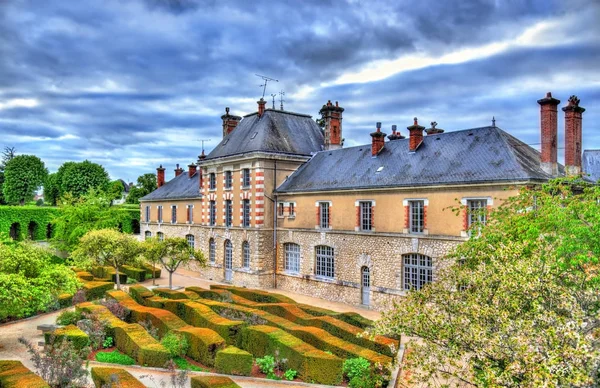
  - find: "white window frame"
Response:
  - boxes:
[209,238,216,263]
[242,168,251,188]
[242,241,250,268]
[225,200,233,227]
[284,243,300,274]
[145,205,150,223]
[209,200,216,226]
[224,170,233,189]
[316,201,332,229]
[209,173,216,190]
[359,201,373,231]
[187,204,194,224]
[403,253,433,290]
[242,199,251,228]
[144,231,151,240]
[315,245,334,279]
[186,234,195,249]
[409,200,424,234]
[288,203,295,217]
[171,205,177,224]
[157,232,164,241]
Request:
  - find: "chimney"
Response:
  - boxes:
[387,125,405,141]
[157,165,165,188]
[408,117,425,152]
[537,92,560,176]
[188,163,197,178]
[370,122,387,156]
[174,164,184,177]
[197,151,206,191]
[257,98,267,117]
[221,107,242,138]
[319,100,345,150]
[425,121,444,136]
[562,95,585,176]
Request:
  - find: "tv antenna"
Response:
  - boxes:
[255,74,278,99]
[270,93,277,109]
[199,138,211,153]
[279,90,285,111]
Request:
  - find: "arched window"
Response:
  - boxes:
[157,232,164,241]
[284,243,300,273]
[186,234,195,249]
[242,241,250,268]
[209,238,215,262]
[315,245,334,279]
[144,231,152,240]
[403,253,433,290]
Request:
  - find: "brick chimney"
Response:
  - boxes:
[221,107,242,138]
[174,164,184,177]
[157,165,165,188]
[562,95,585,176]
[188,163,197,178]
[425,121,444,136]
[257,98,267,117]
[197,151,206,191]
[370,122,386,156]
[537,92,560,176]
[387,125,405,141]
[408,117,425,152]
[320,100,344,150]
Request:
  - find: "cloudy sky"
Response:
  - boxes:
[1,0,599,182]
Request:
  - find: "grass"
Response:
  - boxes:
[96,350,136,365]
[173,356,204,372]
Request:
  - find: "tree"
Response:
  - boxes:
[0,146,16,205]
[126,173,157,204]
[140,237,165,286]
[107,180,124,202]
[59,160,110,198]
[44,172,60,206]
[71,229,141,290]
[370,178,600,387]
[3,155,48,205]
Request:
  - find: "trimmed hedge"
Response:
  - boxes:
[76,302,127,338]
[0,360,50,388]
[154,288,199,300]
[44,324,90,350]
[114,323,171,367]
[58,293,73,308]
[215,346,253,376]
[91,366,145,388]
[240,325,343,385]
[128,285,154,305]
[210,285,296,304]
[91,266,127,284]
[144,296,168,309]
[176,327,226,366]
[185,286,225,301]
[120,265,146,282]
[143,264,161,279]
[0,206,59,241]
[75,271,94,281]
[297,304,375,329]
[190,376,241,388]
[81,281,114,300]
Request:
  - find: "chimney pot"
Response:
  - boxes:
[370,122,387,156]
[174,164,184,177]
[537,92,560,176]
[188,163,197,178]
[257,98,267,117]
[157,165,166,188]
[320,99,344,150]
[408,117,425,151]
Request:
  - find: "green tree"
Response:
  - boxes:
[71,229,141,290]
[59,160,109,198]
[371,178,600,387]
[107,180,125,202]
[0,146,16,205]
[140,237,165,286]
[3,155,48,205]
[126,173,157,204]
[142,237,205,289]
[44,172,60,206]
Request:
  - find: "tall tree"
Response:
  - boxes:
[107,180,125,202]
[126,173,157,204]
[43,172,60,206]
[3,155,48,205]
[59,160,110,198]
[0,146,16,205]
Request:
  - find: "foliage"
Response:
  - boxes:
[77,312,110,350]
[371,178,600,387]
[100,298,130,321]
[56,310,83,326]
[215,346,253,376]
[107,180,125,202]
[126,173,156,204]
[95,350,135,365]
[256,355,277,379]
[172,356,204,372]
[71,229,141,289]
[103,336,114,349]
[19,335,90,388]
[140,319,160,340]
[58,160,110,199]
[72,289,86,304]
[0,146,16,205]
[0,206,59,241]
[161,332,189,358]
[44,173,60,206]
[3,154,48,205]
[36,198,44,206]
[284,369,297,380]
[343,357,371,381]
[342,358,385,388]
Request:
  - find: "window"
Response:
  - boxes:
[144,231,151,240]
[467,199,487,236]
[209,173,216,190]
[209,201,216,226]
[224,240,233,266]
[242,241,250,268]
[284,243,300,273]
[278,203,284,217]
[209,238,215,262]
[157,206,163,223]
[186,234,195,249]
[409,200,424,233]
[157,232,164,241]
[171,205,177,223]
[319,202,330,229]
[242,199,251,227]
[289,203,295,217]
[403,253,432,290]
[360,201,372,231]
[225,200,232,227]
[145,206,150,222]
[187,205,193,224]
[315,245,334,278]
[242,168,251,187]
[225,170,232,189]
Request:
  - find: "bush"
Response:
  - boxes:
[284,369,297,380]
[100,298,130,321]
[45,325,90,350]
[128,285,154,305]
[81,280,114,300]
[120,265,146,282]
[256,355,276,376]
[114,323,171,367]
[161,332,189,358]
[0,360,50,388]
[103,336,114,348]
[177,327,226,366]
[190,376,241,388]
[56,310,83,326]
[215,346,253,376]
[172,356,203,372]
[77,313,109,350]
[95,350,136,365]
[91,366,144,387]
[343,357,371,381]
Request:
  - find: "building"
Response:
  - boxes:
[140,93,589,310]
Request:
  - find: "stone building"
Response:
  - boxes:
[140,93,589,310]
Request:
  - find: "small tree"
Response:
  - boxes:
[3,154,48,205]
[140,237,166,286]
[59,160,110,199]
[143,237,205,289]
[126,173,157,204]
[44,172,61,206]
[71,229,141,290]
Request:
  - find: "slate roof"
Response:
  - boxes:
[583,150,600,182]
[205,109,324,160]
[140,172,200,201]
[276,126,559,193]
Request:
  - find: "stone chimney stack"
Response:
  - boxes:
[387,125,405,141]
[408,117,425,152]
[537,92,560,176]
[319,100,344,150]
[221,107,242,138]
[563,95,585,176]
[157,165,165,188]
[174,164,184,177]
[425,121,444,136]
[370,122,386,156]
[257,98,267,117]
[188,163,197,178]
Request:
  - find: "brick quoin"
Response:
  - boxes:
[371,205,375,229]
[423,205,428,230]
[462,209,468,231]
[355,205,360,228]
[404,205,409,229]
[316,206,320,227]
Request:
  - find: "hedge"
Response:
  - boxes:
[91,366,145,388]
[90,266,127,284]
[75,271,94,281]
[240,325,343,385]
[297,304,375,329]
[145,296,168,309]
[0,206,59,241]
[0,360,50,388]
[215,346,253,376]
[210,285,296,304]
[120,265,146,282]
[185,287,225,301]
[44,324,90,350]
[114,323,171,367]
[76,302,127,338]
[176,327,226,366]
[153,288,199,300]
[143,264,161,279]
[58,293,73,308]
[81,281,114,300]
[128,285,154,305]
[190,376,241,388]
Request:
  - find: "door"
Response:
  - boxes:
[361,266,370,306]
[224,240,233,282]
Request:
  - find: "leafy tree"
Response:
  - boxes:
[59,160,110,198]
[2,154,48,205]
[370,178,600,387]
[44,172,61,206]
[0,146,16,205]
[140,237,164,286]
[107,180,125,202]
[0,172,5,205]
[71,229,141,290]
[126,173,157,204]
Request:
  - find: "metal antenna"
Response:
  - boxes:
[492,116,496,127]
[199,138,211,153]
[255,74,278,99]
[270,93,277,109]
[279,90,285,111]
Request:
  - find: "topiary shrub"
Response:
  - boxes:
[210,285,296,304]
[91,366,145,387]
[57,293,74,308]
[0,360,50,388]
[114,323,170,367]
[190,376,241,388]
[120,265,146,282]
[75,271,94,281]
[215,346,253,376]
[81,280,114,300]
[128,284,154,305]
[177,327,226,366]
[154,288,199,300]
[160,332,189,358]
[44,324,90,350]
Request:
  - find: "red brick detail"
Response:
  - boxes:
[320,100,344,149]
[371,205,375,229]
[257,98,266,117]
[157,166,165,188]
[537,92,560,166]
[462,208,469,231]
[404,205,409,229]
[408,118,425,152]
[255,172,265,177]
[174,164,184,177]
[563,96,585,172]
[355,205,360,228]
[188,164,197,178]
[423,205,428,230]
[316,206,320,227]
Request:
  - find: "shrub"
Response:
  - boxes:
[190,376,241,388]
[343,357,371,381]
[100,298,130,321]
[256,355,276,378]
[113,323,171,367]
[56,310,83,326]
[95,350,135,365]
[120,265,146,282]
[77,312,110,350]
[72,289,86,305]
[91,366,144,387]
[161,332,189,358]
[177,327,226,366]
[45,325,90,350]
[103,336,114,348]
[81,281,114,300]
[129,285,154,305]
[284,369,297,381]
[172,356,204,372]
[140,319,160,340]
[215,346,253,376]
[0,360,50,388]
